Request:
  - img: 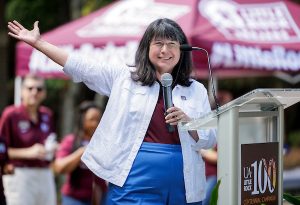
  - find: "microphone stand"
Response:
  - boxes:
[181,45,220,111]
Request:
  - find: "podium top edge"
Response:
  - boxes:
[178,88,300,131]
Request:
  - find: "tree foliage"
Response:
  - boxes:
[5,0,70,32]
[81,0,113,16]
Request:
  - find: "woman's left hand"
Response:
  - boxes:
[165,106,191,125]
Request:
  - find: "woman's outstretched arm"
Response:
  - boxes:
[8,20,68,67]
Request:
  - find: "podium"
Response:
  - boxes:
[179,89,300,205]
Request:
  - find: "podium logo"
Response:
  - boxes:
[241,143,278,205]
[243,158,276,195]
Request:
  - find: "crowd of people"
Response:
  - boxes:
[1,17,219,205]
[0,75,107,205]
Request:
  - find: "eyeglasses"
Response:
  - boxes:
[24,86,45,92]
[151,41,180,50]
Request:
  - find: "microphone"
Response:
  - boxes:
[180,44,220,111]
[161,73,175,132]
[180,44,199,51]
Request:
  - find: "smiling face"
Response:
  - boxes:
[149,38,181,79]
[21,77,46,108]
[134,18,191,86]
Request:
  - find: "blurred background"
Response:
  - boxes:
[1,0,114,136]
[1,0,300,201]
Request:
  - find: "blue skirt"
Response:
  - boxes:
[105,142,202,205]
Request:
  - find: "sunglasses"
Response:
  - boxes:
[25,86,45,92]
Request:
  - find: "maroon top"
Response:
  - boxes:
[0,105,54,167]
[144,86,180,144]
[94,174,108,193]
[56,134,107,200]
[204,147,217,177]
[0,137,8,202]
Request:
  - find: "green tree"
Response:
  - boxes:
[5,0,71,32]
[0,0,8,111]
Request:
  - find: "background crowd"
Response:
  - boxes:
[0,75,107,205]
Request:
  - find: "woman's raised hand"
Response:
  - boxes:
[7,20,68,67]
[8,20,41,46]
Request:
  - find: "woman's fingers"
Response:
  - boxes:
[7,23,22,39]
[8,23,20,34]
[8,22,19,31]
[7,26,17,35]
[8,32,19,39]
[166,111,180,120]
[13,20,25,30]
[7,24,21,40]
[165,107,188,125]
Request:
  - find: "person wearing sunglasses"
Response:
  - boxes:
[7,18,216,205]
[0,74,57,205]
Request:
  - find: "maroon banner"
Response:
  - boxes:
[15,0,300,79]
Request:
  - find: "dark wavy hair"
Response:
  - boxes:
[131,18,193,87]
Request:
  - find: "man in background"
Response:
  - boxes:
[0,136,9,205]
[0,74,57,205]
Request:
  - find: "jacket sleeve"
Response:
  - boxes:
[193,128,217,150]
[63,53,128,96]
[192,85,217,150]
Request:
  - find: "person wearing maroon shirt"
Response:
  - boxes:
[201,147,217,205]
[54,101,107,205]
[0,74,57,205]
[0,137,9,205]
